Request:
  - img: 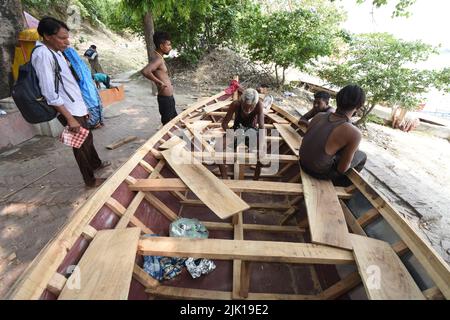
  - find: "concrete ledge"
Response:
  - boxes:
[0,111,37,150]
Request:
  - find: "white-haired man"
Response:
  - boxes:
[220,88,265,179]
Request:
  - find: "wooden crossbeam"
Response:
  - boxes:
[192,151,299,164]
[357,208,380,227]
[138,237,354,265]
[115,193,145,229]
[145,285,318,300]
[201,221,305,233]
[161,144,250,219]
[274,123,302,155]
[138,160,187,201]
[301,169,352,250]
[266,112,289,124]
[319,272,361,300]
[203,100,232,114]
[180,199,293,211]
[130,178,353,198]
[341,200,411,256]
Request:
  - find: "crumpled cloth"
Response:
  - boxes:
[170,218,209,239]
[225,79,240,95]
[185,258,216,279]
[143,255,186,281]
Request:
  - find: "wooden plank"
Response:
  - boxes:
[161,144,250,219]
[106,136,137,150]
[356,208,380,227]
[180,199,292,211]
[8,90,227,300]
[232,211,244,299]
[274,123,302,155]
[301,169,352,250]
[423,287,445,300]
[201,221,305,233]
[319,272,361,300]
[340,200,366,236]
[193,151,299,164]
[138,237,354,264]
[115,192,145,229]
[139,160,155,174]
[350,234,425,300]
[137,160,186,201]
[240,261,251,298]
[271,104,301,125]
[146,286,318,300]
[391,240,410,256]
[59,228,141,300]
[159,135,186,149]
[204,100,232,114]
[131,178,352,198]
[266,112,289,124]
[144,193,178,221]
[81,225,98,241]
[133,264,159,289]
[348,169,450,299]
[47,273,67,296]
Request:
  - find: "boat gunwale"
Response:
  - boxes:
[6,90,449,300]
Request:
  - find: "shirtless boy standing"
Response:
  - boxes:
[141,31,177,125]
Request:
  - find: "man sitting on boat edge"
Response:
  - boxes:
[298,91,334,128]
[299,84,367,186]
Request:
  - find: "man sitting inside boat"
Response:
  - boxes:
[299,84,367,185]
[298,91,333,127]
[219,88,265,180]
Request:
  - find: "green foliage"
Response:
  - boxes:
[359,0,417,17]
[433,68,450,94]
[366,113,385,125]
[317,32,442,123]
[155,0,254,64]
[331,0,417,17]
[22,0,119,25]
[240,0,345,86]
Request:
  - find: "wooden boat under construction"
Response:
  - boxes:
[7,87,450,300]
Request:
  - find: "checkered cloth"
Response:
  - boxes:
[59,126,89,148]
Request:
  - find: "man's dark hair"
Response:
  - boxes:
[314,91,331,103]
[90,45,97,49]
[336,85,366,111]
[37,16,70,37]
[153,31,171,49]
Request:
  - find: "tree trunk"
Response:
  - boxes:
[282,67,286,87]
[143,11,157,95]
[274,64,280,88]
[0,0,24,99]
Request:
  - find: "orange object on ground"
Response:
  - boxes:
[98,85,125,107]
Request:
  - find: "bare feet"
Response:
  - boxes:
[85,178,106,188]
[95,161,111,171]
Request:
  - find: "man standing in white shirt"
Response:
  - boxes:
[33,17,110,188]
